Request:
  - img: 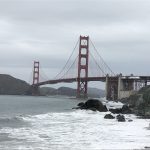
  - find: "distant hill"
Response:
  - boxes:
[88,87,105,98]
[40,87,57,95]
[40,86,105,98]
[0,74,30,95]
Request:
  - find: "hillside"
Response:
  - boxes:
[40,86,105,98]
[0,74,30,95]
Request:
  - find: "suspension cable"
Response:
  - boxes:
[39,63,50,81]
[54,38,79,79]
[89,51,106,76]
[89,39,115,75]
[60,55,78,79]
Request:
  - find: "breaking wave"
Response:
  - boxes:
[0,115,29,129]
[0,110,150,149]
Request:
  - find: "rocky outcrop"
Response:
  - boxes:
[109,105,132,114]
[109,108,122,114]
[77,102,85,107]
[120,86,150,118]
[116,114,126,122]
[122,105,132,114]
[127,119,133,122]
[84,99,108,112]
[73,99,134,123]
[104,114,115,119]
[75,99,108,112]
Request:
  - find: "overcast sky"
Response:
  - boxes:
[0,0,150,88]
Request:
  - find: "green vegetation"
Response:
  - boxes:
[122,86,150,118]
[138,86,150,117]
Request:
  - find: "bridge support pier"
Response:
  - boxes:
[26,85,40,96]
[31,85,40,96]
[117,75,135,100]
[105,75,118,100]
[105,74,135,100]
[117,74,122,99]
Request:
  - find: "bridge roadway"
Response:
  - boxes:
[35,77,110,86]
[34,76,150,87]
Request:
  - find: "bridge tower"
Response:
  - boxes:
[33,61,39,85]
[77,36,89,98]
[31,61,40,95]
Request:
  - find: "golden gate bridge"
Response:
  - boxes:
[30,36,150,100]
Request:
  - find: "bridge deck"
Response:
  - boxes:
[35,77,108,86]
[33,76,150,86]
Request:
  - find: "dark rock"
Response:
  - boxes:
[72,107,80,110]
[116,114,126,122]
[122,105,132,114]
[137,115,150,119]
[109,108,122,114]
[84,99,108,112]
[75,99,108,112]
[102,105,108,112]
[109,105,132,114]
[77,102,85,107]
[145,146,150,149]
[128,119,133,122]
[104,114,115,119]
[89,107,97,111]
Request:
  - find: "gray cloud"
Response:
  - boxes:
[0,0,150,86]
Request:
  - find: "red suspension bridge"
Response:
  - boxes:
[31,36,150,100]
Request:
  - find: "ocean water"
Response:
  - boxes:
[0,95,149,150]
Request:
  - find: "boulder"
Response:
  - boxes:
[122,105,132,114]
[145,146,150,149]
[109,105,132,114]
[75,99,108,112]
[116,114,126,122]
[72,107,80,110]
[128,119,133,122]
[109,108,122,114]
[84,99,108,112]
[89,107,97,111]
[77,102,85,107]
[104,114,115,119]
